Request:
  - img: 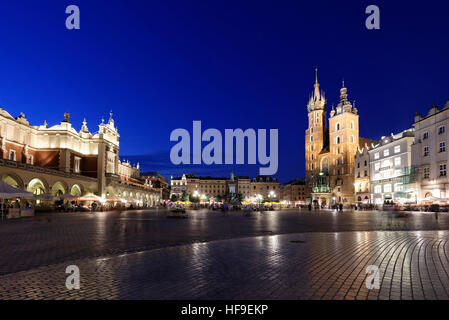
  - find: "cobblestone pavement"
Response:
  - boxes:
[1,209,448,276]
[1,230,449,300]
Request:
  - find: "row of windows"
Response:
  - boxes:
[374,157,402,170]
[422,126,445,140]
[423,164,447,179]
[335,135,355,144]
[373,183,404,194]
[8,150,34,165]
[374,145,401,159]
[356,160,368,168]
[334,121,355,131]
[423,142,446,156]
[356,170,368,178]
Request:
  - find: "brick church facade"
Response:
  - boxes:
[305,70,376,207]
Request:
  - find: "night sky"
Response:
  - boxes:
[0,1,448,182]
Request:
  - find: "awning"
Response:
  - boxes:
[0,181,34,199]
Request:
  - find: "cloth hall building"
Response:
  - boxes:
[0,107,161,206]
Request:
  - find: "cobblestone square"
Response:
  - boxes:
[1,209,449,300]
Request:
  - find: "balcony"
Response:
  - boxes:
[0,158,97,182]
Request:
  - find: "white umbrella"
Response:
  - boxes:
[78,194,104,202]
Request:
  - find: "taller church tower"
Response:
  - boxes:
[305,69,327,197]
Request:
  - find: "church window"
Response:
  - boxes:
[336,123,340,131]
[351,121,354,130]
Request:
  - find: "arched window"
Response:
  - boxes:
[336,136,341,144]
[336,123,340,131]
[351,121,354,130]
[350,135,355,143]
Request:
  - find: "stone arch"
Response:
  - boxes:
[1,173,24,189]
[51,181,68,196]
[27,178,48,195]
[320,157,329,174]
[70,184,83,196]
[105,186,117,197]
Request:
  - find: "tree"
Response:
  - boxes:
[181,192,189,202]
[170,194,178,202]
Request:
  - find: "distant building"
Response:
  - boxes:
[280,179,306,205]
[369,129,416,205]
[412,102,449,203]
[170,173,280,203]
[354,144,372,204]
[142,171,169,200]
[170,174,228,200]
[235,176,251,200]
[251,176,279,202]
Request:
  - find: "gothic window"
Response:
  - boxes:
[336,136,340,144]
[351,121,354,130]
[336,123,340,131]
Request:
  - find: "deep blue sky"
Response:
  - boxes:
[0,1,448,183]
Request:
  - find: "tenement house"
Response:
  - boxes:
[369,129,416,205]
[412,102,449,202]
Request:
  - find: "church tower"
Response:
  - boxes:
[305,69,327,197]
[328,81,359,204]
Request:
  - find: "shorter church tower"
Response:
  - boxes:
[328,81,359,204]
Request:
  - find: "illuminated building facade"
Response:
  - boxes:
[354,144,372,204]
[251,176,279,202]
[280,179,306,205]
[369,129,416,205]
[412,102,449,203]
[0,107,160,206]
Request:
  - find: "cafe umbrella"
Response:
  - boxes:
[0,181,34,220]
